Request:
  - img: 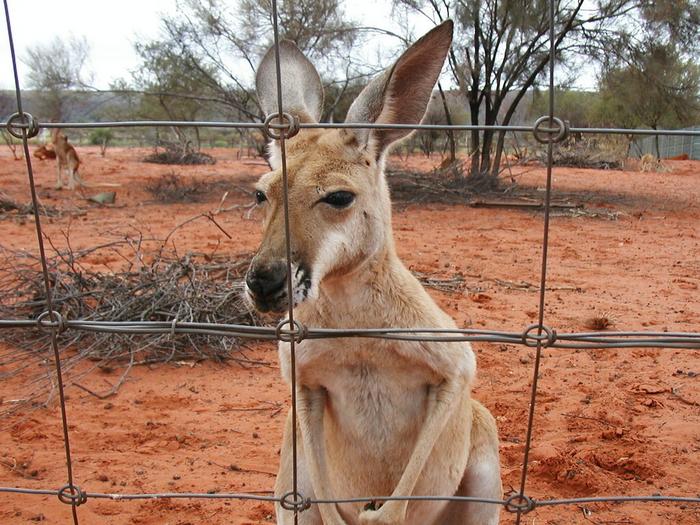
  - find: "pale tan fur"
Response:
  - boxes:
[639,153,670,173]
[246,21,501,525]
[50,129,120,190]
[51,129,82,190]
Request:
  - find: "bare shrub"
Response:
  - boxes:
[542,136,624,170]
[143,141,216,165]
[145,173,226,203]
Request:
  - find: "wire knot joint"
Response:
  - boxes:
[275,319,307,344]
[37,310,67,334]
[521,323,556,348]
[263,112,300,140]
[504,493,536,513]
[57,484,88,506]
[532,115,569,144]
[6,112,40,139]
[280,490,311,512]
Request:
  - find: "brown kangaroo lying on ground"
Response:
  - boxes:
[33,144,56,161]
[245,20,502,525]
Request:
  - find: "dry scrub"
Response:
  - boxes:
[0,238,259,415]
[145,173,231,203]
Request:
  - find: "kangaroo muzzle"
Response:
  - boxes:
[245,259,289,313]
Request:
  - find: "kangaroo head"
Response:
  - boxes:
[51,128,67,146]
[245,21,453,314]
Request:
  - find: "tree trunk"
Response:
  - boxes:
[194,126,202,151]
[469,4,481,179]
[469,101,481,178]
[437,82,456,165]
[491,129,508,179]
[479,127,494,176]
[652,124,660,159]
[2,133,21,160]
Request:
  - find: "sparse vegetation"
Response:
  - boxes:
[0,239,259,414]
[145,172,226,203]
[143,142,216,166]
[89,129,114,156]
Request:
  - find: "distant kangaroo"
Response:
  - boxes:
[51,129,82,190]
[51,129,120,190]
[245,20,501,525]
[33,144,56,161]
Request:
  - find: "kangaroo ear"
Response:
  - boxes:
[345,20,453,160]
[256,40,324,124]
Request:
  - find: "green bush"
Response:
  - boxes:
[89,129,114,146]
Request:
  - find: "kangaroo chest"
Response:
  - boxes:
[280,338,440,451]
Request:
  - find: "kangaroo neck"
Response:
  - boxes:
[297,240,420,329]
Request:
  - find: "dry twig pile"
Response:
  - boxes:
[0,239,259,414]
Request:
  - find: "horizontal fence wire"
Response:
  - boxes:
[1,486,699,509]
[1,319,700,349]
[7,118,700,136]
[2,0,700,521]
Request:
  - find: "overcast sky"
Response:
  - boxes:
[1,0,173,89]
[0,0,408,91]
[1,0,594,93]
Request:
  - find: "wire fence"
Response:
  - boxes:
[2,0,700,524]
[632,126,700,160]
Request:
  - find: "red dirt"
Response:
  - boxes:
[1,146,699,524]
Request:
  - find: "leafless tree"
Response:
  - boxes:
[0,92,21,159]
[146,0,366,122]
[23,36,92,121]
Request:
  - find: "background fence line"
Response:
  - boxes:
[632,126,700,159]
[2,0,700,522]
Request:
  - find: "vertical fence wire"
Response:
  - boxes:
[269,0,300,522]
[515,0,558,522]
[2,1,81,523]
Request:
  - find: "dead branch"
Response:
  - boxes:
[0,233,262,417]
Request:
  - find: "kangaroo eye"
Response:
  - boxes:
[255,190,267,204]
[322,191,355,209]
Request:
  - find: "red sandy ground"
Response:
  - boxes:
[0,146,699,524]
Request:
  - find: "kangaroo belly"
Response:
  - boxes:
[321,363,472,503]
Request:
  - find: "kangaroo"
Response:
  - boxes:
[245,21,501,525]
[33,144,56,161]
[51,129,82,190]
[51,129,120,190]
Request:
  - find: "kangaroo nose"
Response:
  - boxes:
[246,261,288,298]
